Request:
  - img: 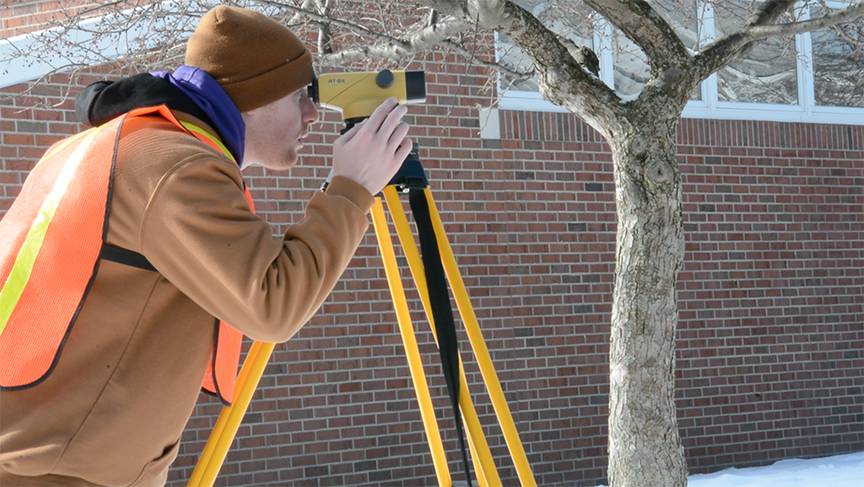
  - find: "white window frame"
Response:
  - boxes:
[0,1,187,89]
[497,1,864,126]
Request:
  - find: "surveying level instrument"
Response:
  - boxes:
[308,69,426,123]
[188,71,537,487]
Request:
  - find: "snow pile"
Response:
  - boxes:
[688,452,864,487]
[594,452,864,487]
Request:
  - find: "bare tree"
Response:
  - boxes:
[3,1,863,486]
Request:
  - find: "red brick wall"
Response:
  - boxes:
[2,60,862,486]
[1,0,98,38]
[674,118,862,469]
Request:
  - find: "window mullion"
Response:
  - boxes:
[796,4,815,115]
[700,2,718,111]
[595,16,615,90]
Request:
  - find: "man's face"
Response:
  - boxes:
[241,87,319,171]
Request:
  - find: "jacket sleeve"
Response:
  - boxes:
[138,155,374,343]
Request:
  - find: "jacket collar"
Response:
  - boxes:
[75,68,246,166]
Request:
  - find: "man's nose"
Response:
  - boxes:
[303,96,319,125]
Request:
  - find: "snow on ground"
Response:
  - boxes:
[595,452,863,487]
[688,452,863,487]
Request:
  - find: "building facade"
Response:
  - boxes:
[1,2,862,486]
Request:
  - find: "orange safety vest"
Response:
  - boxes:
[0,105,246,406]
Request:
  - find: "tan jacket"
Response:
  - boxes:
[0,112,374,486]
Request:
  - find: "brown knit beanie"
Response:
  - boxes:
[185,6,315,112]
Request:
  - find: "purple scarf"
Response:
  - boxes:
[150,66,246,167]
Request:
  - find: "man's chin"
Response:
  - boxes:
[245,155,299,172]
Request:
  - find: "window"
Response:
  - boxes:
[715,0,799,105]
[497,1,864,125]
[809,2,864,107]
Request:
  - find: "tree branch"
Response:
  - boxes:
[557,34,600,76]
[254,0,390,38]
[442,39,534,81]
[747,2,864,40]
[438,0,612,84]
[421,0,470,18]
[451,0,625,135]
[693,0,799,80]
[315,0,333,54]
[747,0,799,25]
[584,0,691,73]
[315,15,471,65]
[289,0,317,25]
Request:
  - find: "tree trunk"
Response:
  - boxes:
[607,121,687,487]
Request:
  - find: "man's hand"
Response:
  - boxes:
[332,97,412,195]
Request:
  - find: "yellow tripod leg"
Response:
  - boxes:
[189,341,262,486]
[422,188,537,487]
[458,370,493,487]
[188,340,275,487]
[383,187,500,487]
[371,197,452,487]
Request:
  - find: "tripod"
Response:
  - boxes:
[189,154,536,487]
[370,154,536,487]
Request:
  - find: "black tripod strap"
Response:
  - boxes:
[408,188,473,487]
[100,244,157,272]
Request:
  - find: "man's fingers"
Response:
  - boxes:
[335,119,366,145]
[394,137,413,164]
[388,122,410,153]
[363,97,399,133]
[378,104,408,137]
[330,97,413,196]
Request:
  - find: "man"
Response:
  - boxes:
[0,6,411,486]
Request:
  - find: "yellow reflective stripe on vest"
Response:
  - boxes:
[39,127,96,165]
[0,126,103,335]
[179,121,236,163]
[176,120,247,406]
